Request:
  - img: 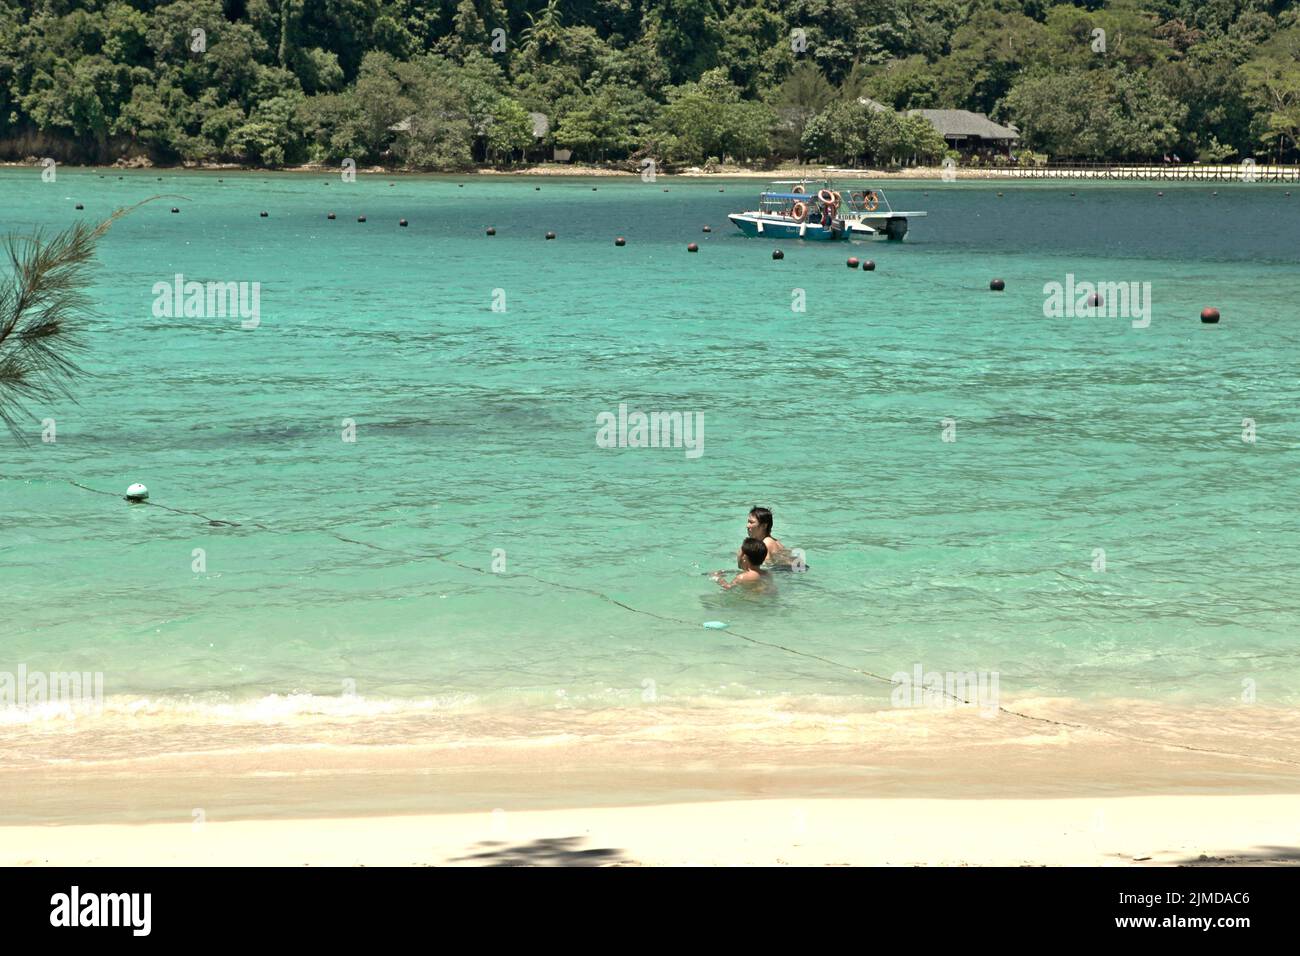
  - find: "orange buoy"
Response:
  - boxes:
[687,243,699,252]
[1201,307,1220,323]
[846,257,859,268]
[615,237,626,246]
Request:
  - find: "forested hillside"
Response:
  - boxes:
[1,0,1297,168]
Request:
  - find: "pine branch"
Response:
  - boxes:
[0,197,177,442]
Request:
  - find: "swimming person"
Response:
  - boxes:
[746,506,787,564]
[710,538,773,592]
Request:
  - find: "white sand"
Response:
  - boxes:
[6,795,1299,866]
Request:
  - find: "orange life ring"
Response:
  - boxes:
[791,201,807,221]
[817,188,835,204]
[863,190,879,211]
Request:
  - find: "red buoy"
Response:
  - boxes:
[399,218,408,227]
[1200,307,1221,324]
[846,257,859,268]
[615,237,626,246]
[990,279,1005,291]
[486,227,496,235]
[862,260,875,271]
[702,226,711,233]
[687,243,699,252]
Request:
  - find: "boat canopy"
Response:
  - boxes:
[761,191,824,200]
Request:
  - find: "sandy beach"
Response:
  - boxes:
[5,796,1298,867]
[3,696,1298,866]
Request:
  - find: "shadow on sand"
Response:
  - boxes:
[1171,846,1300,866]
[450,836,635,867]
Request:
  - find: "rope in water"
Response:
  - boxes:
[16,475,1299,767]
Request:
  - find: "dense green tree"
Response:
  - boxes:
[0,0,1297,167]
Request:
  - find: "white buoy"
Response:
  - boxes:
[125,482,149,501]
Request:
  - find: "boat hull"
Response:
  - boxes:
[728,214,848,241]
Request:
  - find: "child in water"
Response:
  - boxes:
[711,538,773,591]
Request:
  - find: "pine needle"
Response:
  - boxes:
[0,196,178,442]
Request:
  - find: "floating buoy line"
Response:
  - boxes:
[6,473,1290,766]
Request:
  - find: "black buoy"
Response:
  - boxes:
[614,237,626,246]
[846,257,859,268]
[1157,191,1164,197]
[486,227,496,235]
[358,215,367,222]
[171,207,179,214]
[687,243,699,252]
[1201,307,1221,324]
[327,212,335,219]
[862,259,875,271]
[702,225,711,233]
[545,231,556,240]
[1086,291,1103,308]
[663,188,669,192]
[458,184,464,188]
[592,187,597,191]
[218,178,223,182]
[1212,191,1218,197]
[399,218,408,227]
[535,186,540,191]
[996,191,1003,197]
[1070,191,1076,197]
[259,211,268,217]
[718,188,725,193]
[74,203,83,210]
[990,278,1005,291]
[772,249,784,260]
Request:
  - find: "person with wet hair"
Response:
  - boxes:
[710,538,772,591]
[746,506,786,564]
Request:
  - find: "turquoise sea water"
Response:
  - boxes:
[3,169,1299,721]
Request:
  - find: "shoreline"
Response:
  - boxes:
[6,160,1294,182]
[5,696,1297,830]
[6,795,1299,866]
